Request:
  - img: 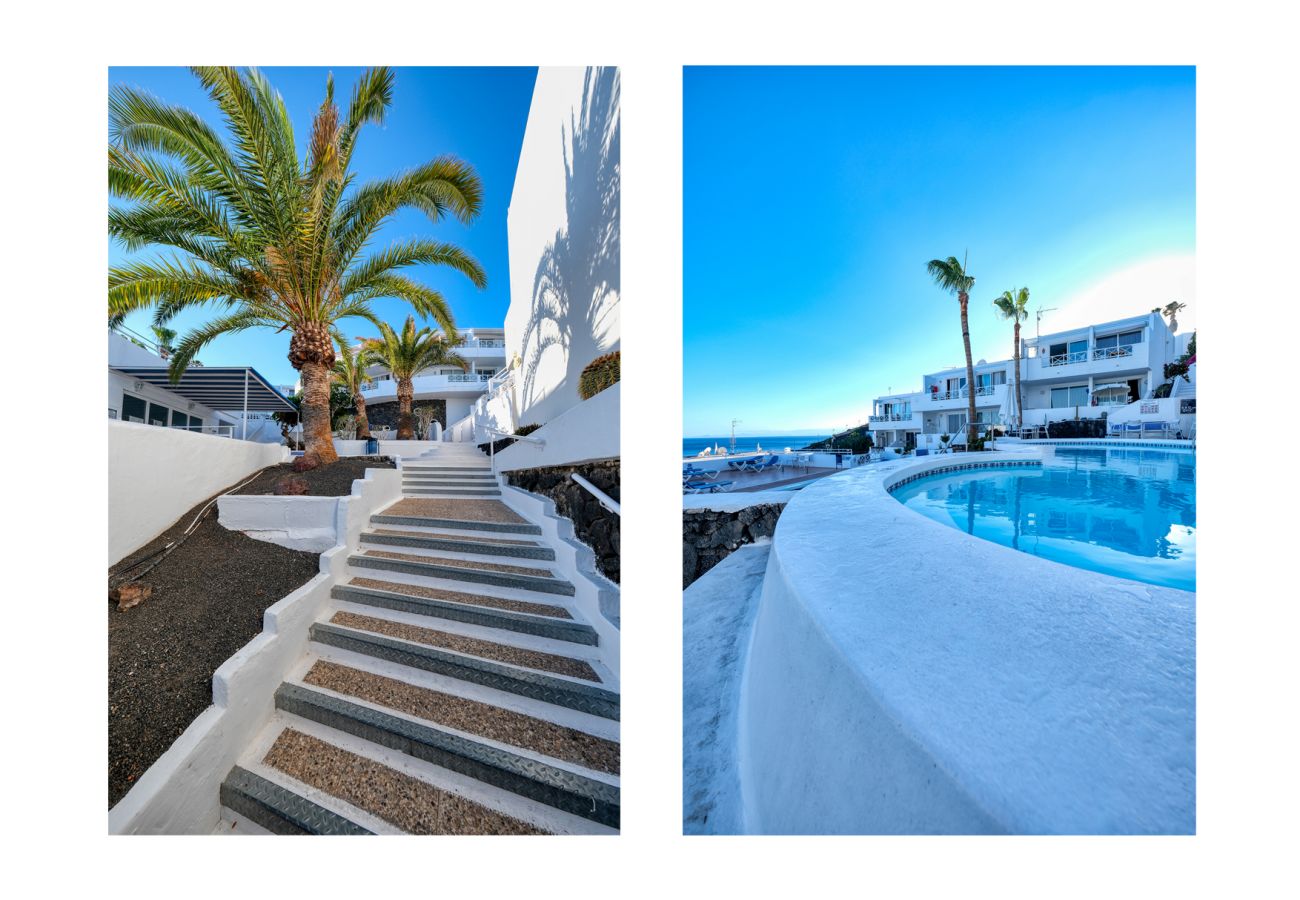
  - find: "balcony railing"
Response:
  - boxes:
[1041,344,1138,368]
[447,373,491,383]
[928,385,997,402]
[455,338,506,349]
[1092,344,1136,361]
[869,413,913,422]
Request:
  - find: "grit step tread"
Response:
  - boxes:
[371,513,541,536]
[355,540,557,566]
[298,659,619,776]
[330,600,602,664]
[219,764,375,835]
[270,711,613,833]
[261,725,551,834]
[349,552,576,596]
[304,646,619,739]
[276,683,619,827]
[360,548,558,578]
[342,576,575,620]
[310,620,620,720]
[327,610,600,681]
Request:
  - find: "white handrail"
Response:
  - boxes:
[572,473,620,516]
[482,425,545,473]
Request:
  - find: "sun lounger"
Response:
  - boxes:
[683,479,733,494]
[683,464,719,480]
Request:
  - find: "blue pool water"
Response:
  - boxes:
[891,446,1196,591]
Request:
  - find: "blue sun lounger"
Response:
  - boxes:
[684,479,733,494]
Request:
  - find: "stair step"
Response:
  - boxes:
[219,765,374,835]
[403,488,503,497]
[310,621,620,720]
[276,682,619,827]
[333,581,596,645]
[371,513,541,535]
[402,465,491,473]
[402,471,498,481]
[350,552,575,596]
[259,726,550,834]
[360,529,554,560]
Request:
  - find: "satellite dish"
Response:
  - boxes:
[977,359,987,366]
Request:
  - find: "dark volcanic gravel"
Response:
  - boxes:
[235,456,395,496]
[108,490,322,808]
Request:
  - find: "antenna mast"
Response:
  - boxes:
[730,419,741,454]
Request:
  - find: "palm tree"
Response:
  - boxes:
[332,336,378,440]
[1152,301,1188,333]
[926,254,979,444]
[361,316,468,440]
[150,325,177,358]
[993,286,1030,428]
[107,66,487,464]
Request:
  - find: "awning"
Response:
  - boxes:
[112,366,296,412]
[1091,382,1129,393]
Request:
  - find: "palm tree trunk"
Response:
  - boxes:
[300,360,339,464]
[1013,320,1023,428]
[354,393,370,439]
[959,291,978,444]
[397,379,415,440]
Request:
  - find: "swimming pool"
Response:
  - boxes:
[890,446,1195,591]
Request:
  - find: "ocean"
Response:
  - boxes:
[682,435,827,459]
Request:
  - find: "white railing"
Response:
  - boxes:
[458,338,506,349]
[929,385,997,402]
[174,424,235,438]
[869,413,912,422]
[447,373,491,383]
[483,426,544,473]
[1043,350,1088,367]
[1092,344,1136,361]
[572,473,620,516]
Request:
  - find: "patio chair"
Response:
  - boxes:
[1108,421,1124,438]
[1142,421,1169,440]
[1124,422,1143,439]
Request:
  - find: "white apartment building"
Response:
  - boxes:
[869,311,1194,447]
[357,327,507,432]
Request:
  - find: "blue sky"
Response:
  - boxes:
[109,66,537,387]
[683,66,1195,437]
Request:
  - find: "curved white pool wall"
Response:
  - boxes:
[738,451,1195,834]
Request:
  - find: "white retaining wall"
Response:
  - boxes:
[109,420,288,565]
[498,483,620,673]
[493,383,620,472]
[108,465,403,834]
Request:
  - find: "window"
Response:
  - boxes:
[1118,330,1142,345]
[1050,385,1090,408]
[147,403,170,426]
[122,394,147,423]
[171,410,191,429]
[1095,334,1118,351]
[946,413,967,433]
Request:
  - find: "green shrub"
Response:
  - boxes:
[515,423,542,436]
[578,351,620,400]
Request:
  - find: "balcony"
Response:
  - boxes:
[1040,344,1141,369]
[360,372,493,401]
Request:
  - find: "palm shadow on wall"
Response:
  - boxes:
[518,66,620,418]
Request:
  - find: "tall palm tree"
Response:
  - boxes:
[361,316,468,440]
[332,336,378,440]
[1152,301,1188,333]
[993,286,1030,428]
[926,254,979,444]
[107,66,487,464]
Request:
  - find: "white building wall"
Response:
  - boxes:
[109,368,220,428]
[504,66,620,430]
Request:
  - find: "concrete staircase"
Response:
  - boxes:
[218,444,619,835]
